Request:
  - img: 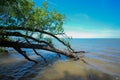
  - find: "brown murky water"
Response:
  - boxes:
[34,58,120,80]
[0,39,120,80]
[0,52,120,80]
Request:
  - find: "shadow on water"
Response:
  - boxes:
[0,45,120,80]
[0,55,120,80]
[0,49,65,80]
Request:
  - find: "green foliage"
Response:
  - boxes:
[0,47,7,55]
[0,0,64,33]
[0,0,73,52]
[45,38,53,46]
[0,47,5,52]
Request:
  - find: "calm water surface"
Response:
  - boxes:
[0,38,120,80]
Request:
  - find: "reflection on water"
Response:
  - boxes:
[0,50,60,80]
[0,39,120,80]
[0,51,120,80]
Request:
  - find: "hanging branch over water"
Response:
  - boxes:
[0,0,85,63]
[25,38,48,64]
[0,39,81,63]
[0,26,74,51]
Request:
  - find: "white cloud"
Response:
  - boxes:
[64,27,120,38]
[64,13,120,38]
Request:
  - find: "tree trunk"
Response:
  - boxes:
[0,39,78,63]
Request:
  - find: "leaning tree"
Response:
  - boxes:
[0,0,84,63]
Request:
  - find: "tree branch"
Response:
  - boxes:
[25,38,48,64]
[0,26,74,52]
[0,39,76,58]
[0,31,53,48]
[13,46,38,63]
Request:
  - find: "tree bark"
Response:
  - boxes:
[0,26,74,51]
[0,39,77,63]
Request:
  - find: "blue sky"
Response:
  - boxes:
[34,0,120,38]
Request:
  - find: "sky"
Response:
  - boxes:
[34,0,120,38]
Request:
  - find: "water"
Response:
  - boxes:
[0,38,120,80]
[70,39,120,75]
[70,38,120,63]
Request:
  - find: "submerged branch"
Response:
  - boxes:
[13,46,38,63]
[0,39,79,63]
[25,38,48,64]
